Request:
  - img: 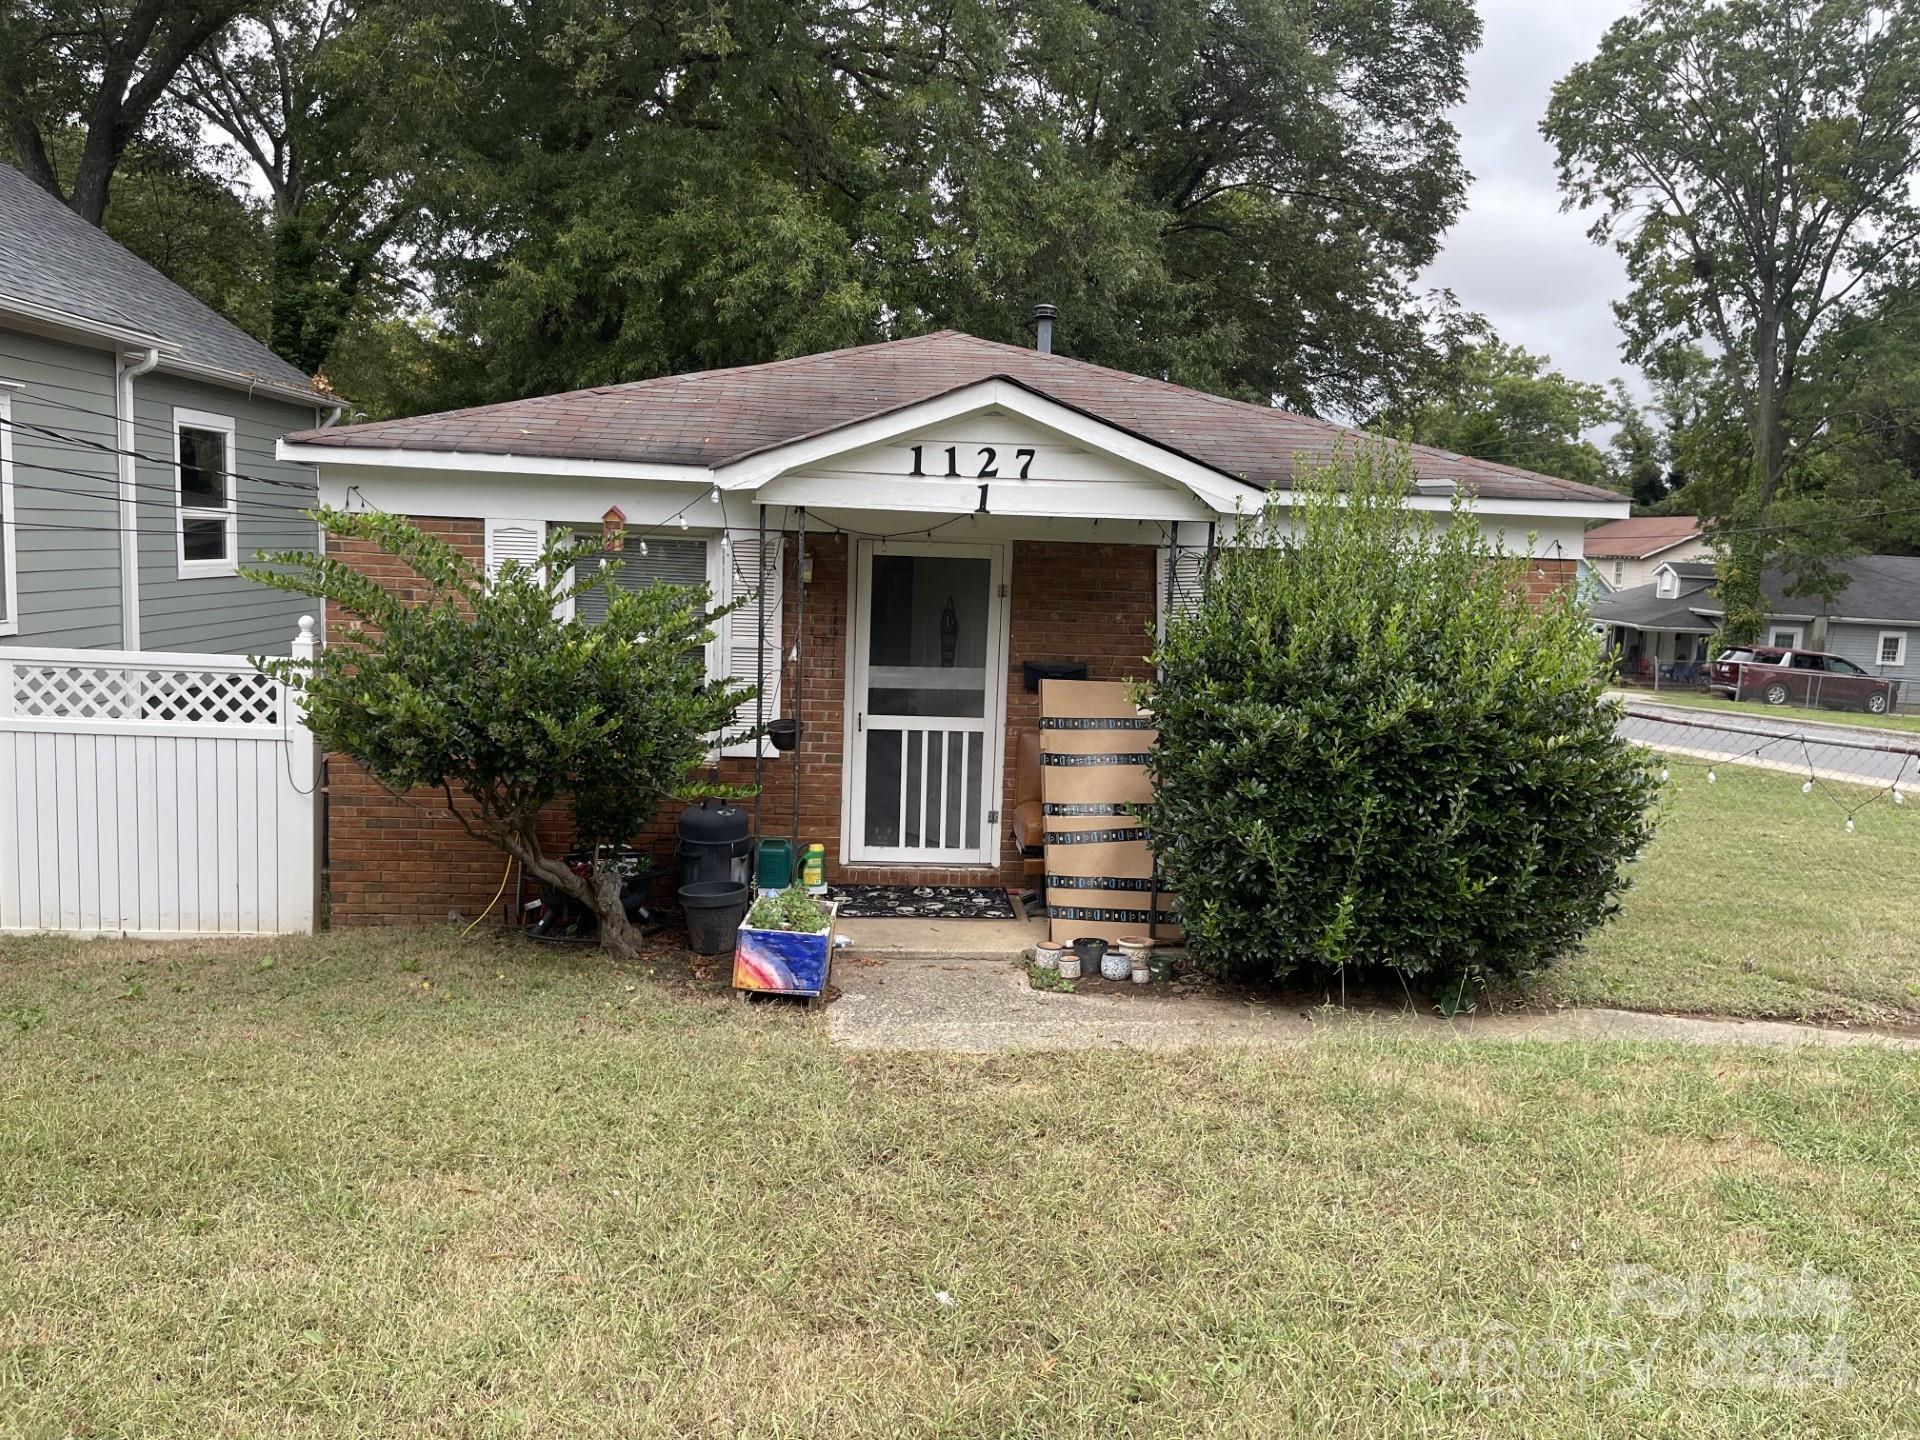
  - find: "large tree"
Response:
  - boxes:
[335,0,1481,418]
[1377,335,1619,491]
[0,0,256,222]
[179,0,419,376]
[1545,0,1920,641]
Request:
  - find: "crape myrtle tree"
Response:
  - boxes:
[247,511,754,959]
[1145,451,1658,995]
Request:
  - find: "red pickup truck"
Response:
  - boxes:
[1707,646,1900,714]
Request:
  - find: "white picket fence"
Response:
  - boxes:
[0,620,319,937]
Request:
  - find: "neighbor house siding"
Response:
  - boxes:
[0,327,124,648]
[1826,621,1918,698]
[132,372,322,655]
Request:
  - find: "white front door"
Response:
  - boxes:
[846,540,1009,865]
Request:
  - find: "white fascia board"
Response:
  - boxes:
[281,441,711,485]
[0,294,331,407]
[712,377,1265,513]
[1404,494,1631,521]
[756,472,1214,522]
[0,291,180,355]
[312,466,728,528]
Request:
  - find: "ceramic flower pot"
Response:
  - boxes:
[1033,941,1063,972]
[1058,955,1082,980]
[1130,961,1151,984]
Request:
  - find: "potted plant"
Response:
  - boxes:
[733,883,838,996]
[1118,935,1154,984]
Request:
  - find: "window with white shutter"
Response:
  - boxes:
[484,518,546,584]
[715,533,785,757]
[1155,545,1208,640]
[572,536,708,625]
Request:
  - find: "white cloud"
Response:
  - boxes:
[1423,0,1642,394]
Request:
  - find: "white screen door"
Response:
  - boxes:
[847,541,1008,865]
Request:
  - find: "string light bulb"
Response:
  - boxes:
[1707,769,1717,784]
[1802,780,1814,795]
[1895,787,1906,806]
[677,514,689,530]
[710,486,721,503]
[1846,818,1855,833]
[638,540,648,556]
[1658,768,1669,783]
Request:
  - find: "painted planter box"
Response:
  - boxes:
[732,904,838,997]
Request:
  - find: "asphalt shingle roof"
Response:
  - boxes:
[1603,554,1920,627]
[0,161,320,395]
[1592,574,1719,632]
[288,332,1623,505]
[1582,515,1703,558]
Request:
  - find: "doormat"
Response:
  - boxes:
[826,885,1018,920]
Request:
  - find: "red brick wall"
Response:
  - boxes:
[322,523,1567,924]
[1524,558,1579,605]
[323,521,1158,922]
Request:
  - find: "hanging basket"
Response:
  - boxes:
[767,718,803,752]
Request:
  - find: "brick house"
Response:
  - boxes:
[279,329,1627,925]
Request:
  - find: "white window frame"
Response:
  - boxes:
[1769,626,1803,650]
[173,406,239,578]
[1612,559,1624,587]
[0,389,18,635]
[1878,631,1908,668]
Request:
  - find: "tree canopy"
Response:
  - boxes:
[1546,0,1920,635]
[1375,335,1622,492]
[6,0,1485,421]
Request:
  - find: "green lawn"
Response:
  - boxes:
[1611,686,1920,735]
[1538,764,1920,1023]
[4,930,1919,1436]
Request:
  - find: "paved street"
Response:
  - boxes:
[1612,695,1920,789]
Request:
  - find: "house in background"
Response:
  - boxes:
[279,324,1629,926]
[0,162,336,654]
[1594,554,1920,700]
[1581,514,1710,594]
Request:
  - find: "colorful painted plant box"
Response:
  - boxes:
[732,904,838,996]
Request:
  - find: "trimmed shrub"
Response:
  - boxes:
[1145,448,1658,988]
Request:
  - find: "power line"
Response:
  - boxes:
[0,412,317,493]
[5,464,326,518]
[4,386,324,471]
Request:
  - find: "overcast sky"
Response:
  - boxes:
[1423,0,1640,394]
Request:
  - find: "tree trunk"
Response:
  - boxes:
[1718,319,1786,647]
[504,836,647,962]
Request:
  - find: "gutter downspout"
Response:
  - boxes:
[116,347,160,650]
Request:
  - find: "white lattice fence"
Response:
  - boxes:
[0,621,319,936]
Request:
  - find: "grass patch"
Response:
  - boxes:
[1540,765,1920,1023]
[4,929,1920,1435]
[1613,687,1920,735]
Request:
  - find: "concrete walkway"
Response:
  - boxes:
[825,954,1920,1053]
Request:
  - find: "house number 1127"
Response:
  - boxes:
[909,444,1035,479]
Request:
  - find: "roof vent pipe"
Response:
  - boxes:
[1033,303,1056,355]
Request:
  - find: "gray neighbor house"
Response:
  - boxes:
[0,162,336,654]
[1595,553,1920,702]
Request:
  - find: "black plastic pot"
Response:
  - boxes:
[1072,936,1109,969]
[767,718,803,751]
[680,881,751,957]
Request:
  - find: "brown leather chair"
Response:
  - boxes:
[1013,730,1046,910]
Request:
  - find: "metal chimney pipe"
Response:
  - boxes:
[1033,303,1056,354]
